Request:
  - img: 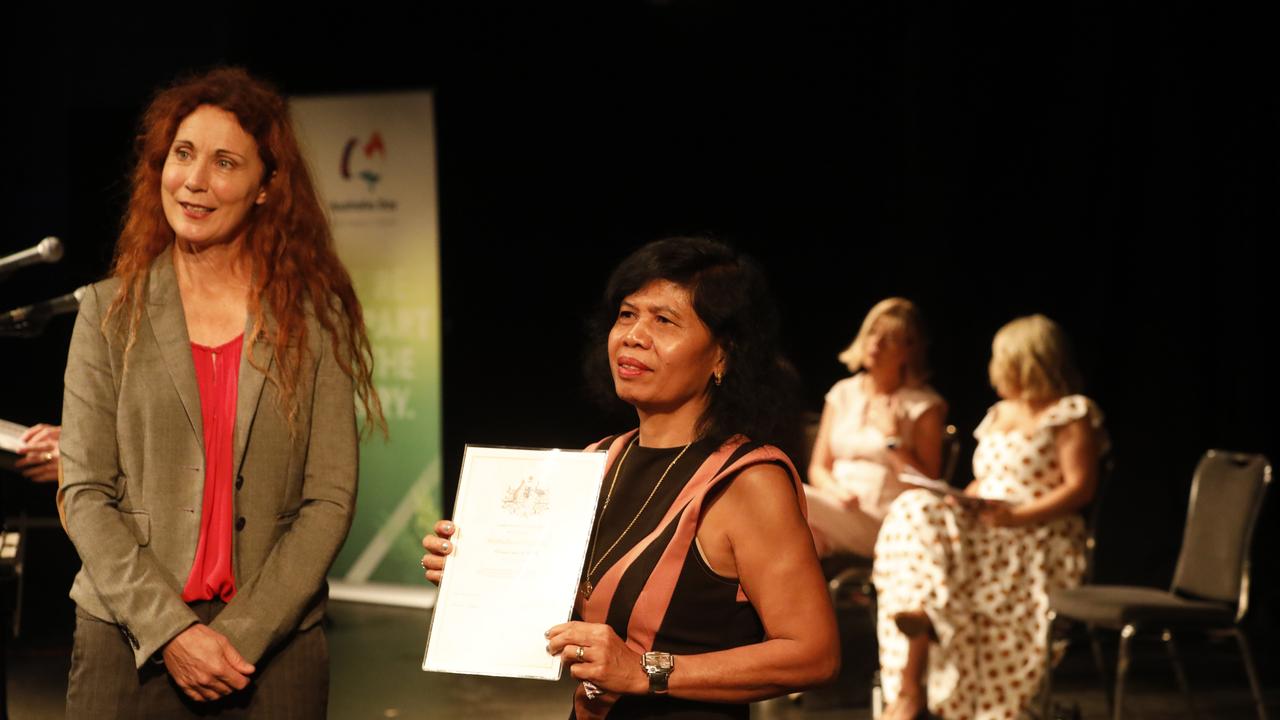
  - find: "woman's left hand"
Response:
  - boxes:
[15,423,61,483]
[546,621,646,696]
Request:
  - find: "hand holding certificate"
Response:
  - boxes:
[423,446,608,680]
[0,418,29,471]
[419,237,842,710]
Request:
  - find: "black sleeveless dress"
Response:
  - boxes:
[572,434,791,720]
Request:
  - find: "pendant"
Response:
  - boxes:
[580,579,594,599]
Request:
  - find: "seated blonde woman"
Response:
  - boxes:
[805,298,946,558]
[873,314,1108,720]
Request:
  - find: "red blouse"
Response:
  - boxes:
[181,334,243,603]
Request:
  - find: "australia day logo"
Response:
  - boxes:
[341,132,385,191]
[332,131,397,212]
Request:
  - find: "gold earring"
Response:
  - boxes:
[713,371,723,386]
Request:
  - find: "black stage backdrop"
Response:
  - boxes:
[4,3,1277,667]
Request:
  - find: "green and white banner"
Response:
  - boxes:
[292,92,441,604]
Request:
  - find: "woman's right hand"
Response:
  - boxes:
[421,519,456,584]
[835,487,861,511]
[811,472,860,511]
[162,623,255,702]
[977,499,1020,527]
[15,423,62,483]
[944,491,988,512]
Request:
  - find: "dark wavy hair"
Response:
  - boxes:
[585,237,801,448]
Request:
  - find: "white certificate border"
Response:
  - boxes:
[422,444,606,681]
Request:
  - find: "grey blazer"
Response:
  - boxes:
[59,249,358,668]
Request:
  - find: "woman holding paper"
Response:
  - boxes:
[59,67,382,717]
[872,315,1107,720]
[424,237,839,719]
[12,423,62,483]
[804,297,947,558]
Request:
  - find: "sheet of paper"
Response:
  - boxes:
[0,418,29,454]
[423,445,607,680]
[899,471,988,508]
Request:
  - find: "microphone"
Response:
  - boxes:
[0,237,64,276]
[0,286,86,336]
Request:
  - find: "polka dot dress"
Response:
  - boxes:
[873,395,1106,720]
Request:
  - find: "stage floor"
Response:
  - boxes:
[5,599,1278,718]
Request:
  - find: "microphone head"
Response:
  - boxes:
[37,236,64,263]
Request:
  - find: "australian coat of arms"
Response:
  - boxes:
[501,475,550,517]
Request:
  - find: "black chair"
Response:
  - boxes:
[939,423,962,487]
[799,410,822,473]
[1041,450,1271,720]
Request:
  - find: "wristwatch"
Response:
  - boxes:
[641,651,675,694]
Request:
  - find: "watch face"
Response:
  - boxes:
[644,652,674,672]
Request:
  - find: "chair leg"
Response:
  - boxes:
[1040,611,1056,720]
[1088,625,1113,716]
[1113,624,1136,720]
[1161,629,1197,718]
[862,573,878,626]
[1231,628,1268,720]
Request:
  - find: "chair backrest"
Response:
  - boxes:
[798,411,823,482]
[1170,451,1272,618]
[940,424,962,485]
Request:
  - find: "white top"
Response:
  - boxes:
[823,373,946,519]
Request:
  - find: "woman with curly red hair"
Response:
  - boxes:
[59,67,382,716]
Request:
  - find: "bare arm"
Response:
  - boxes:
[806,401,859,508]
[888,404,944,479]
[549,463,841,701]
[672,463,841,699]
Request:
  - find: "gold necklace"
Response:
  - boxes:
[581,436,692,598]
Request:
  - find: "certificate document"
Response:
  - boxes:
[899,472,999,509]
[423,445,608,680]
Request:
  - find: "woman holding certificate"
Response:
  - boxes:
[59,67,381,716]
[424,237,839,719]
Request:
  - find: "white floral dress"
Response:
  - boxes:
[872,395,1106,719]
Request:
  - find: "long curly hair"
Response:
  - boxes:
[105,67,384,435]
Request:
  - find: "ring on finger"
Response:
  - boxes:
[42,452,54,462]
[575,645,585,661]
